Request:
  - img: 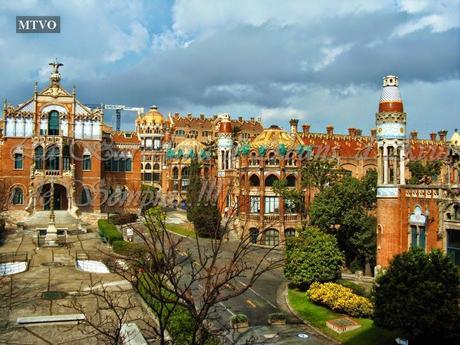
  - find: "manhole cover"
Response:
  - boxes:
[42,291,68,300]
[41,261,63,267]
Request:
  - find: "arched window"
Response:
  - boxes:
[11,187,24,205]
[249,174,260,187]
[182,167,189,191]
[14,152,23,169]
[46,145,60,170]
[265,174,279,187]
[264,229,279,246]
[145,163,152,170]
[250,152,258,166]
[153,163,160,170]
[249,228,259,244]
[173,167,179,179]
[287,152,295,166]
[126,153,132,171]
[454,205,460,221]
[119,153,126,172]
[286,175,296,187]
[285,228,296,239]
[80,187,92,206]
[266,152,277,166]
[34,146,44,169]
[48,110,60,135]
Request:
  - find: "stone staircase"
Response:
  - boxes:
[19,210,83,232]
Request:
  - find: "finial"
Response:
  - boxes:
[34,81,38,93]
[72,84,76,95]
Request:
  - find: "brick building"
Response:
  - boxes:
[0,62,141,234]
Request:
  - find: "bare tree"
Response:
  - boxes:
[64,280,153,345]
[108,203,284,345]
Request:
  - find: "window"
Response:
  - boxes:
[143,172,152,182]
[285,199,297,213]
[265,174,279,187]
[173,167,179,179]
[126,156,132,171]
[410,225,426,250]
[153,172,160,182]
[46,146,60,170]
[80,187,91,206]
[83,154,91,171]
[249,174,260,187]
[266,152,277,166]
[175,129,185,136]
[34,146,44,169]
[455,205,460,221]
[48,110,60,135]
[12,187,24,205]
[249,152,258,166]
[63,146,70,170]
[264,229,279,246]
[285,228,296,239]
[249,228,259,244]
[14,153,23,169]
[250,196,260,213]
[182,167,189,191]
[265,196,279,214]
[286,175,296,187]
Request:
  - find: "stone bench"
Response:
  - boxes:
[17,314,85,325]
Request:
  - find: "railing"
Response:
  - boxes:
[45,170,60,176]
[264,214,280,222]
[284,214,300,222]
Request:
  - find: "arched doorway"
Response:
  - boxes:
[39,183,68,210]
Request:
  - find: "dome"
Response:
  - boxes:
[139,105,164,125]
[250,125,302,150]
[175,138,205,157]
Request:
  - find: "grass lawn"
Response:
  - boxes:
[166,223,196,238]
[288,288,396,345]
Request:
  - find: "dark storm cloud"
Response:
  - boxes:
[76,13,459,113]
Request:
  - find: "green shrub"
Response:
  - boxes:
[193,204,223,238]
[97,219,123,244]
[374,248,460,343]
[112,240,146,256]
[230,314,248,324]
[307,282,373,318]
[284,226,344,288]
[109,213,138,225]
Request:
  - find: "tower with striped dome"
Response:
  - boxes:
[376,75,408,268]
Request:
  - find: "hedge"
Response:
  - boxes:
[112,240,147,257]
[307,282,373,318]
[97,219,123,244]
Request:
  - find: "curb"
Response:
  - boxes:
[282,283,340,345]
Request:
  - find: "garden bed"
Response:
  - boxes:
[288,288,396,345]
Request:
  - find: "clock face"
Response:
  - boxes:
[377,123,405,140]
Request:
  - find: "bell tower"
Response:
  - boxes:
[216,114,234,215]
[376,75,407,268]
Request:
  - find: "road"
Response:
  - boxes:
[132,213,335,345]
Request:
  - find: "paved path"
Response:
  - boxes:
[139,213,336,345]
[0,230,158,344]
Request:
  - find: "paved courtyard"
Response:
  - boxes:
[0,228,157,345]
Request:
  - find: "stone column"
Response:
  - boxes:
[383,145,389,184]
[399,146,405,185]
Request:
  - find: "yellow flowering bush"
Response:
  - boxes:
[307,282,373,318]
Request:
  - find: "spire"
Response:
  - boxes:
[379,75,403,112]
[49,58,63,86]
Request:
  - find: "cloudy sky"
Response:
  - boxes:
[0,0,458,136]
